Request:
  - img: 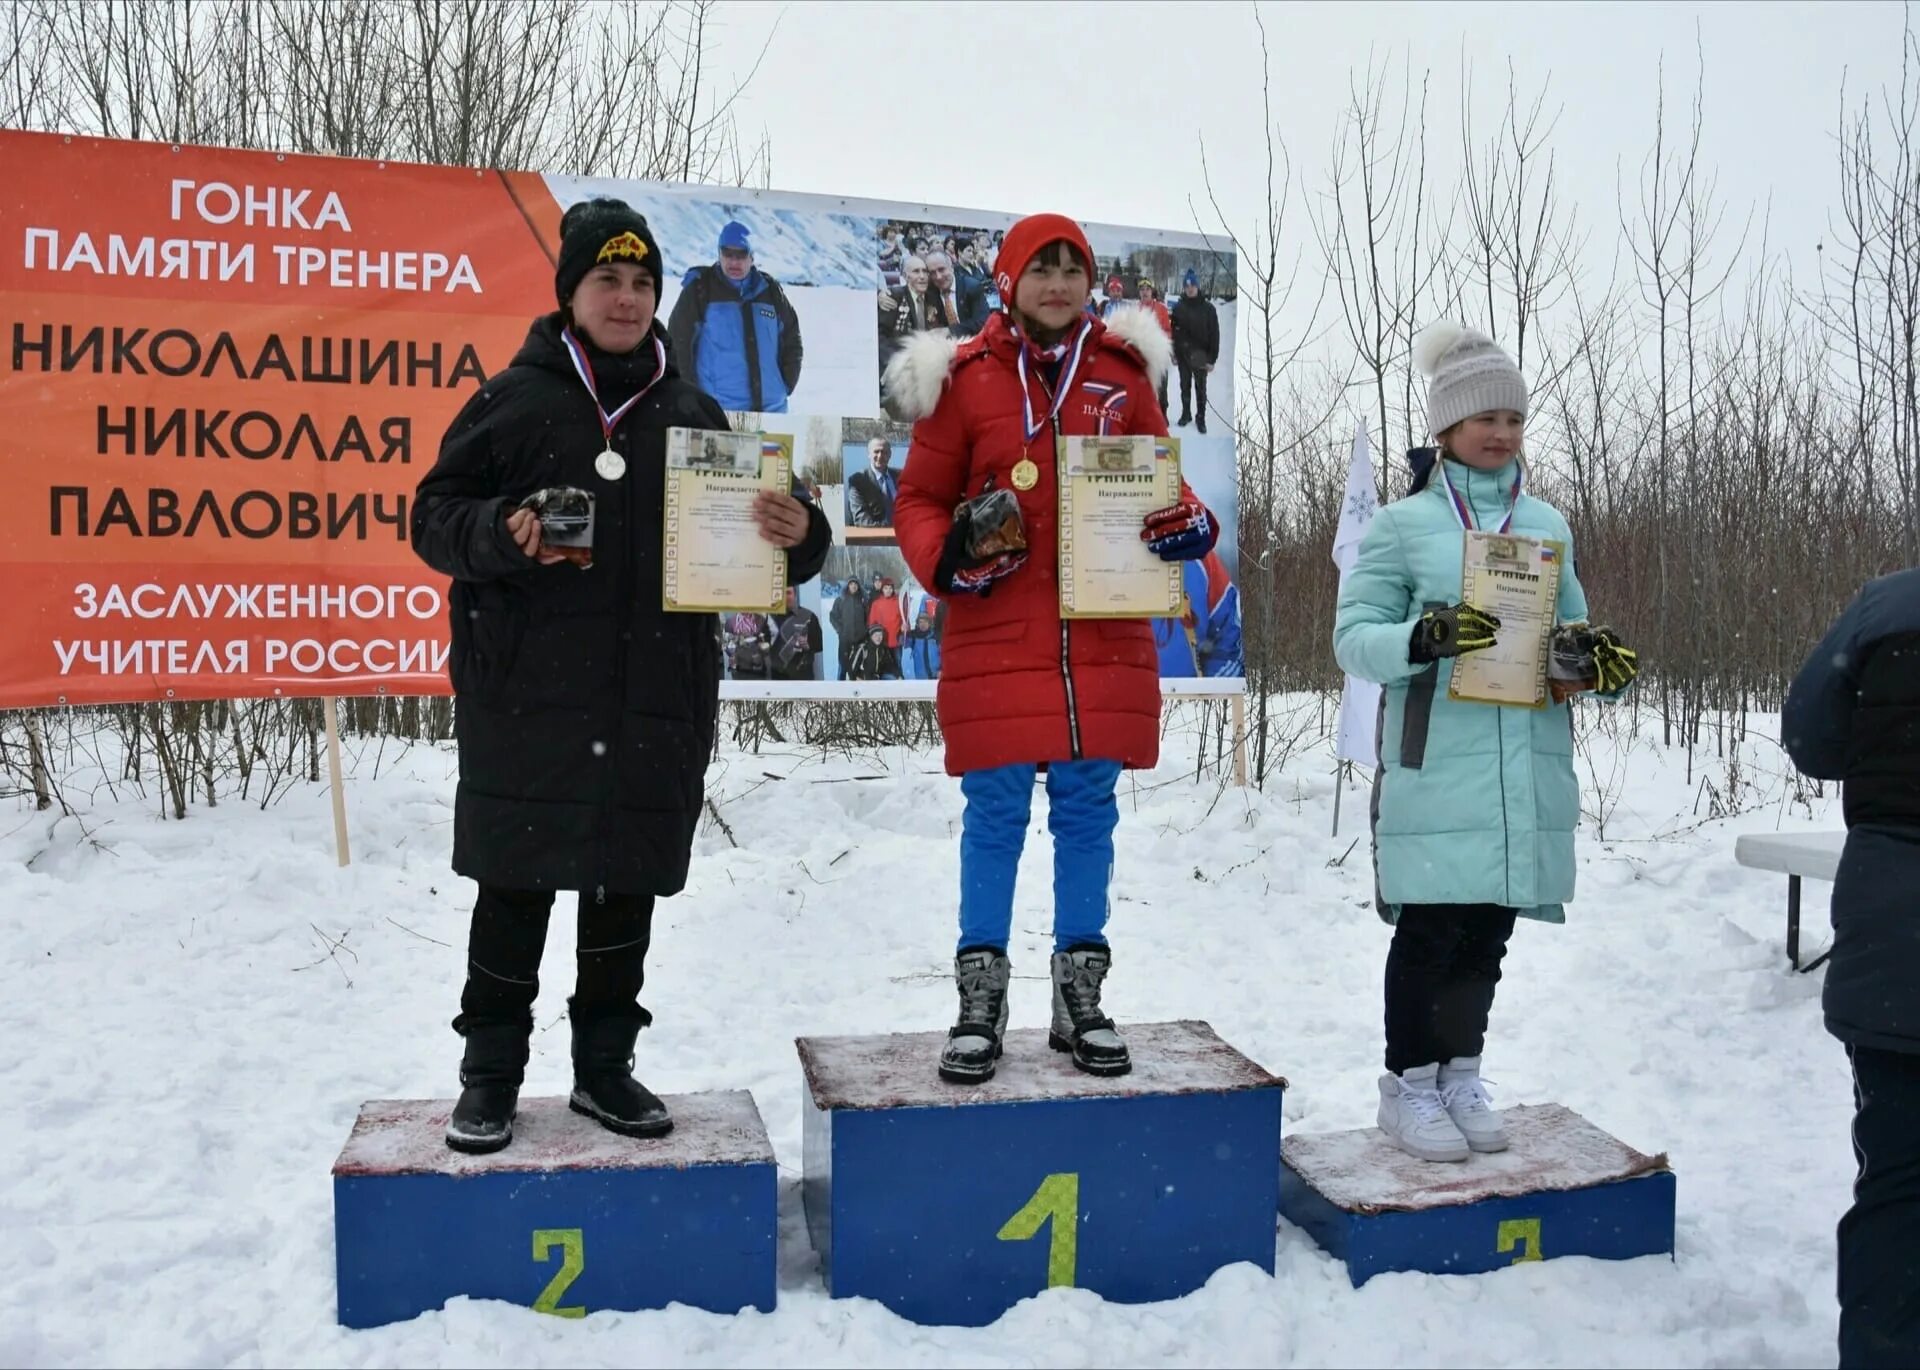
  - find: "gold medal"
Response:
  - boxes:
[1011,458,1039,491]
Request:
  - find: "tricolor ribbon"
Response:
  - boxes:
[1015,319,1094,441]
[1437,458,1526,534]
[561,326,667,449]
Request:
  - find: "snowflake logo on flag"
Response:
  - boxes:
[1344,488,1376,522]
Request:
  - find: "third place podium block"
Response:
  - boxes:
[797,1019,1284,1326]
[332,1091,777,1329]
[1279,1102,1675,1285]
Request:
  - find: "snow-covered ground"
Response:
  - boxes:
[0,701,1853,1367]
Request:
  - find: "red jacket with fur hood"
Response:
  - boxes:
[888,306,1205,775]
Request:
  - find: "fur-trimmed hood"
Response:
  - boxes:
[882,309,1174,423]
[882,329,965,424]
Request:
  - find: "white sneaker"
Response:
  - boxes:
[1377,1063,1470,1162]
[1438,1056,1509,1153]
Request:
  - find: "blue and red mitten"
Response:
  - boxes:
[947,551,1028,594]
[935,505,1028,597]
[1140,500,1216,560]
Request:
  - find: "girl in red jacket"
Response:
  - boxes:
[886,212,1218,1083]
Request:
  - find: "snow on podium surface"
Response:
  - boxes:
[1285,1103,1669,1213]
[0,708,1861,1365]
[797,1018,1285,1108]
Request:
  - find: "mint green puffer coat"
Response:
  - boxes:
[1333,459,1595,924]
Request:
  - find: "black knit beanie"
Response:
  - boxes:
[554,197,663,309]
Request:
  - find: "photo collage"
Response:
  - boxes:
[543,175,1244,695]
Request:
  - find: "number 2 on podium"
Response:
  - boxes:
[998,1172,1079,1288]
[532,1228,586,1317]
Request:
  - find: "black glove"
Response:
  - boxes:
[1549,623,1640,693]
[1587,625,1638,692]
[934,502,1026,596]
[1409,603,1501,664]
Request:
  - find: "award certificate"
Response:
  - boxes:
[1448,530,1564,708]
[662,427,791,613]
[1056,435,1184,619]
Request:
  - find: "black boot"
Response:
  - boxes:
[1049,944,1131,1077]
[938,947,1011,1084]
[568,1004,673,1138]
[446,1018,530,1154]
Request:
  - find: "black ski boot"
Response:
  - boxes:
[938,947,1012,1084]
[445,1018,530,1154]
[1049,943,1131,1077]
[569,1005,673,1138]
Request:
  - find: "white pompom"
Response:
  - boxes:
[1412,319,1469,378]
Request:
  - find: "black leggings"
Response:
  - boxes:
[457,883,654,1030]
[1384,903,1518,1074]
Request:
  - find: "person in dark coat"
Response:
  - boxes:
[666,219,804,413]
[1783,567,1920,1370]
[411,196,830,1154]
[829,576,869,679]
[847,623,900,681]
[1170,269,1220,434]
[770,587,823,682]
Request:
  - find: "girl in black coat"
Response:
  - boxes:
[411,198,830,1153]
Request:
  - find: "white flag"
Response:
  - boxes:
[1333,424,1381,768]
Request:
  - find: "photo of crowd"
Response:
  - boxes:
[876,218,1004,415]
[821,546,945,682]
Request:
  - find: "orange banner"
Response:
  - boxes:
[0,131,561,707]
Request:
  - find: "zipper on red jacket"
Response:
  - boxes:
[1051,414,1084,760]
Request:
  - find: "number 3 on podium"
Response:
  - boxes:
[998,1173,1080,1288]
[532,1228,586,1317]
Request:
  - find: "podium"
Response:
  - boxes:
[798,1019,1284,1326]
[1279,1103,1675,1285]
[332,1091,777,1329]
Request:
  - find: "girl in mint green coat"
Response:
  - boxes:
[1333,321,1639,1163]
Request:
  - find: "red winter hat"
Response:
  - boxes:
[992,212,1095,306]
[1106,275,1124,296]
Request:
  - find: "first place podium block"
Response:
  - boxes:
[332,1091,777,1329]
[798,1019,1284,1327]
[1280,1102,1675,1286]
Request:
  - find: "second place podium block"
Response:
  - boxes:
[332,1090,778,1329]
[798,1019,1285,1326]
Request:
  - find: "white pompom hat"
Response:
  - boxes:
[1413,320,1529,438]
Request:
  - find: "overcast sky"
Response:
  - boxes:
[710,1,1904,307]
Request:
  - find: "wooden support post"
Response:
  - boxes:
[323,696,351,867]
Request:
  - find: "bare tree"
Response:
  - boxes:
[1312,49,1444,481]
[1199,6,1337,784]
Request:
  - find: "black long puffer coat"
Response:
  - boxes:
[1784,566,1920,1054]
[411,312,830,895]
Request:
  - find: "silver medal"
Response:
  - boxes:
[595,447,627,481]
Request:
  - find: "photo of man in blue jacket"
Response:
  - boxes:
[667,220,804,413]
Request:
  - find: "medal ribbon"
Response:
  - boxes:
[1015,318,1094,441]
[1437,457,1526,534]
[561,326,666,450]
